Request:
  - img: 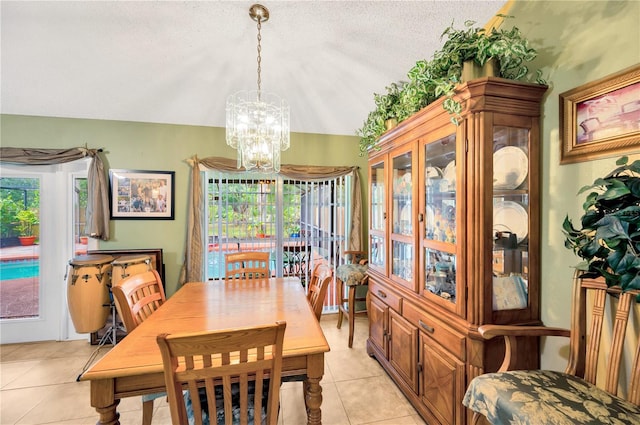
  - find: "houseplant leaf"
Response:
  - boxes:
[563,156,640,296]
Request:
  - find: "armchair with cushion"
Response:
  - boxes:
[463,272,640,425]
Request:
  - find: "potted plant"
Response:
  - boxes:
[562,156,640,293]
[420,16,543,125]
[15,208,39,246]
[357,15,544,153]
[356,82,406,154]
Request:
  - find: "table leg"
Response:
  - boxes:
[305,353,324,425]
[91,379,120,425]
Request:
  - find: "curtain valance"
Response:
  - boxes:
[0,147,110,240]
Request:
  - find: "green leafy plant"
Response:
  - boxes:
[357,82,406,154]
[357,15,545,153]
[562,156,640,294]
[0,196,21,238]
[14,208,39,237]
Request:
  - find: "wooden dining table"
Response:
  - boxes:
[80,277,330,425]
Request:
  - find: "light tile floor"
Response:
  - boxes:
[1,314,426,425]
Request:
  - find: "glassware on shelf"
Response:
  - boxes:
[424,248,456,302]
[392,240,413,281]
[371,162,385,232]
[392,152,413,237]
[424,134,457,244]
[370,235,385,268]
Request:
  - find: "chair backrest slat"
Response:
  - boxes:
[606,291,633,395]
[630,343,640,405]
[584,286,606,384]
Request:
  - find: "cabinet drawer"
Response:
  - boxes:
[403,302,465,361]
[369,280,402,313]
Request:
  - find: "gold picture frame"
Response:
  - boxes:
[560,64,640,164]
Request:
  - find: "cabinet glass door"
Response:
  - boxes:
[369,160,386,271]
[391,151,413,287]
[423,134,457,303]
[492,126,530,311]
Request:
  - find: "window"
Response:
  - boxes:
[0,160,91,343]
[0,176,40,319]
[206,171,353,312]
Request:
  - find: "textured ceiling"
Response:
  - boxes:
[1,1,507,137]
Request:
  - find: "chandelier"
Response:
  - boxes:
[226,4,290,173]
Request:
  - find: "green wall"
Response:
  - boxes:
[0,115,367,295]
[506,0,640,371]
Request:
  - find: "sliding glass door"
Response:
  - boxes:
[206,172,353,312]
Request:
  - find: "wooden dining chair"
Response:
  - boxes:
[111,269,166,425]
[225,251,271,280]
[156,321,287,425]
[306,263,333,321]
[111,269,166,333]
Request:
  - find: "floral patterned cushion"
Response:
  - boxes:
[463,370,640,425]
[336,264,368,286]
[184,379,272,425]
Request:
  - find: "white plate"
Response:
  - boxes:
[426,166,442,179]
[493,201,528,243]
[400,204,412,222]
[402,172,412,184]
[426,205,435,226]
[442,161,456,190]
[493,146,528,189]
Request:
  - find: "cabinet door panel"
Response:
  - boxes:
[420,334,465,425]
[368,293,388,357]
[389,145,418,292]
[389,309,418,393]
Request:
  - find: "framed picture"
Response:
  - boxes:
[560,64,640,164]
[109,169,175,219]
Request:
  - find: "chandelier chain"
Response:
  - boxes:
[256,17,262,101]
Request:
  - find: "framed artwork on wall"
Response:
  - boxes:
[559,64,640,164]
[109,169,175,219]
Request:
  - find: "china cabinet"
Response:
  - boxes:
[366,77,547,425]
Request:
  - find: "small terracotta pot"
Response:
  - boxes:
[18,236,36,246]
